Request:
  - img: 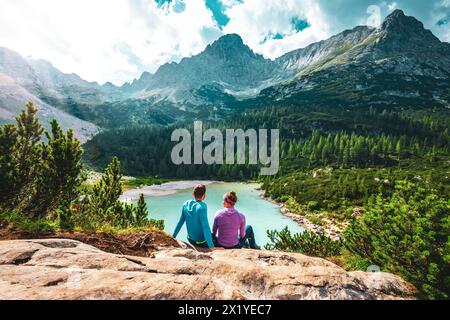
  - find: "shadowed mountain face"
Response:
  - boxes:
[378,9,443,52]
[1,9,449,132]
[260,10,450,109]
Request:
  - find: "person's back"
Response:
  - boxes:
[178,199,213,247]
[173,184,220,251]
[213,191,260,250]
[213,207,246,248]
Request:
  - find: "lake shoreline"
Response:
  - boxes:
[260,194,344,240]
[121,180,322,238]
[119,180,221,202]
[121,180,337,238]
[122,181,304,245]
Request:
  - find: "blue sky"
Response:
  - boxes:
[0,0,448,85]
[157,0,450,40]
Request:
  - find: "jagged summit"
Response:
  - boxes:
[379,9,442,48]
[204,33,260,61]
[210,33,245,47]
[384,9,406,19]
[381,9,420,30]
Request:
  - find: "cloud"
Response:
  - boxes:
[0,0,448,85]
[366,5,382,28]
[0,0,221,85]
[387,2,398,11]
[205,0,230,28]
[222,0,330,59]
[431,0,450,41]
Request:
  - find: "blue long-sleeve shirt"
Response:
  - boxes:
[173,199,214,248]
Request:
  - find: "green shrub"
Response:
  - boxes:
[285,197,303,214]
[0,102,84,219]
[0,103,164,234]
[265,227,342,258]
[123,177,172,189]
[307,201,320,211]
[71,157,164,231]
[0,211,58,233]
[344,181,450,299]
[305,213,324,226]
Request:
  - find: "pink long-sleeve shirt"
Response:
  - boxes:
[212,208,246,248]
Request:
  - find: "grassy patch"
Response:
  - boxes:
[0,211,59,233]
[0,210,164,236]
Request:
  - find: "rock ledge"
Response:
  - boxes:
[0,239,415,300]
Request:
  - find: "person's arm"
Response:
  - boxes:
[199,205,215,248]
[173,208,186,238]
[240,215,247,239]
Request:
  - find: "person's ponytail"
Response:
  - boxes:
[224,191,238,206]
[229,191,237,203]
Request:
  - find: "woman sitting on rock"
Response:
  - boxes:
[212,191,260,250]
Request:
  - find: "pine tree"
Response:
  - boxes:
[10,102,44,209]
[73,156,163,230]
[345,181,450,299]
[95,156,123,211]
[0,124,18,207]
[135,194,149,227]
[26,119,84,218]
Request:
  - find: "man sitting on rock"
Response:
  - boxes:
[173,184,222,251]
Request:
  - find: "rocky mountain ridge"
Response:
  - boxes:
[1,9,449,132]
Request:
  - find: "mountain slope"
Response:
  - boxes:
[1,9,449,132]
[259,10,450,109]
[119,9,450,122]
[127,34,280,101]
[0,47,100,142]
[276,25,375,74]
[0,73,98,143]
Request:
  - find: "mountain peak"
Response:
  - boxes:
[205,33,257,59]
[381,9,425,33]
[386,9,406,19]
[378,8,442,50]
[213,34,244,46]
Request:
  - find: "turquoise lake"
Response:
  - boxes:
[143,182,304,246]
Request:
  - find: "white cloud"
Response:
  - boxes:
[0,0,448,85]
[221,0,331,59]
[0,0,332,84]
[387,2,398,11]
[0,0,221,85]
[431,0,450,42]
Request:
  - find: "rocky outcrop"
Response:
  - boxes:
[0,239,415,300]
